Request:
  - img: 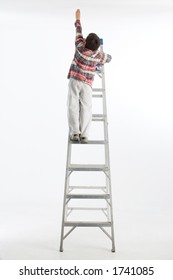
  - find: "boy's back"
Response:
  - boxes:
[68,10,112,87]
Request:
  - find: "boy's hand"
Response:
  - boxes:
[75,9,80,20]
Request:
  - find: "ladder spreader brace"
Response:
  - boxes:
[59,39,115,252]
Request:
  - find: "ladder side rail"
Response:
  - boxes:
[65,135,72,220]
[100,44,109,179]
[100,44,110,220]
[100,42,115,252]
[59,133,72,252]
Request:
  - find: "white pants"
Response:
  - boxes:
[67,78,92,137]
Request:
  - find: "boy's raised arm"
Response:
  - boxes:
[75,9,84,48]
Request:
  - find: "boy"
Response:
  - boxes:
[67,9,112,143]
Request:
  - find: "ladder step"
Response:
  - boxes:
[69,186,106,190]
[92,94,103,98]
[92,88,105,92]
[68,164,109,172]
[92,114,105,117]
[67,207,107,211]
[70,140,107,145]
[92,114,106,122]
[66,194,110,199]
[64,221,111,227]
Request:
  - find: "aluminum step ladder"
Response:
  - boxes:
[59,39,115,252]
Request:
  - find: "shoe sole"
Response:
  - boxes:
[80,138,88,144]
[70,138,80,142]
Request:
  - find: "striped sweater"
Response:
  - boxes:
[67,20,112,87]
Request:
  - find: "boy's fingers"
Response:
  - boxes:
[75,9,81,19]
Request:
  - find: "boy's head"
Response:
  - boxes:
[85,33,100,51]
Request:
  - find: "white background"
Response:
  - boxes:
[0,0,173,260]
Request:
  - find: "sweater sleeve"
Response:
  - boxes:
[75,20,85,49]
[99,52,112,65]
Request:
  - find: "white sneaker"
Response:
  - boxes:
[80,136,88,144]
[70,134,80,142]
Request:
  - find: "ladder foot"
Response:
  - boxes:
[59,247,63,252]
[111,247,115,253]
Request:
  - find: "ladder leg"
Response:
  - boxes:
[110,187,116,252]
[105,170,115,252]
[59,135,72,252]
[101,58,116,252]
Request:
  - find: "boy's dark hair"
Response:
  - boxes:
[85,33,100,51]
